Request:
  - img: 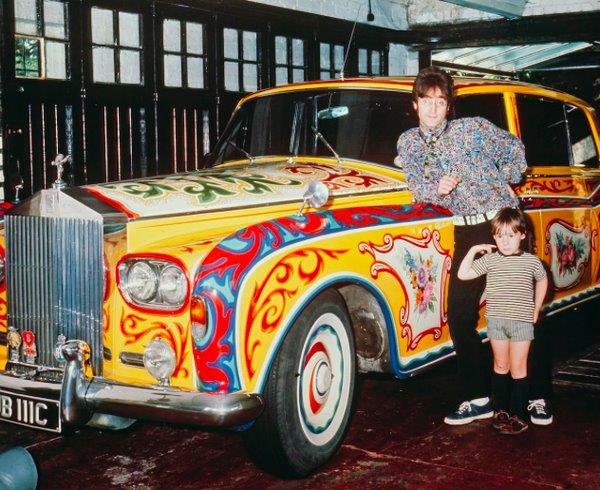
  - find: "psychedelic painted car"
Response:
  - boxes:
[0,77,599,477]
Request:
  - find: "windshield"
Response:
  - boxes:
[209,89,417,166]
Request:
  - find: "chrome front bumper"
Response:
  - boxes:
[0,340,264,430]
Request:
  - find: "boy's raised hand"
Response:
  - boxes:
[471,244,496,255]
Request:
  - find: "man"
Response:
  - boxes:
[395,67,553,426]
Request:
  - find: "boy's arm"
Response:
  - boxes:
[457,244,495,280]
[533,275,548,324]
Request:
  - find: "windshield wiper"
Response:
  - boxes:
[310,126,342,168]
[225,140,255,165]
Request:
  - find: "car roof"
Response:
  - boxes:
[239,76,594,113]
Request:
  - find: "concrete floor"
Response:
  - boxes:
[1,302,599,489]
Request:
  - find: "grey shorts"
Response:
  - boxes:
[487,317,534,342]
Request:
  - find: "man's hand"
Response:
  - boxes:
[437,174,461,196]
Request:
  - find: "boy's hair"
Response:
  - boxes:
[413,66,454,110]
[491,207,527,235]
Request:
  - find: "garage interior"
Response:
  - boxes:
[0,0,599,488]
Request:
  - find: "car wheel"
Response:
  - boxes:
[244,289,356,478]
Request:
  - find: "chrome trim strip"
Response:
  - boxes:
[0,340,264,429]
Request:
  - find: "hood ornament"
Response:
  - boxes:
[51,153,70,190]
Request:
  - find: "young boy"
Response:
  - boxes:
[457,207,548,435]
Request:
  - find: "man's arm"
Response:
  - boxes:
[476,117,527,184]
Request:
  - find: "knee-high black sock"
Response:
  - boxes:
[492,372,510,412]
[511,377,529,420]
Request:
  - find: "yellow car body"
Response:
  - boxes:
[0,77,598,475]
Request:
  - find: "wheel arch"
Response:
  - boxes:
[253,274,401,394]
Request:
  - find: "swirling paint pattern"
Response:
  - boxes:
[119,310,190,379]
[193,203,451,393]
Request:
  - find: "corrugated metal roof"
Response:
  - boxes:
[432,42,592,73]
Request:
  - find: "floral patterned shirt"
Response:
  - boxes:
[394,117,526,216]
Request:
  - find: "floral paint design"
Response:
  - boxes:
[545,219,591,291]
[359,228,451,351]
[555,232,586,276]
[403,251,438,315]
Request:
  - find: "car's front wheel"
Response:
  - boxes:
[244,289,356,478]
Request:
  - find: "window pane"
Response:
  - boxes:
[224,60,239,91]
[119,49,141,84]
[292,68,304,83]
[187,57,204,88]
[91,7,114,45]
[517,95,569,166]
[320,70,329,79]
[119,12,140,48]
[334,45,344,70]
[275,36,287,65]
[15,0,38,35]
[163,54,182,87]
[243,63,257,92]
[567,105,598,167]
[454,94,508,130]
[163,19,181,52]
[92,46,115,82]
[242,31,257,61]
[358,49,367,74]
[372,51,381,74]
[275,66,287,86]
[186,22,203,55]
[15,36,41,77]
[223,28,238,59]
[292,38,303,66]
[320,43,330,69]
[44,0,66,39]
[45,40,67,79]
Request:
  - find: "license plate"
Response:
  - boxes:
[0,389,61,433]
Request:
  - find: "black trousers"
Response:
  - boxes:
[447,220,552,402]
[447,221,492,401]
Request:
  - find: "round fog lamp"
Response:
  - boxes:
[143,338,176,385]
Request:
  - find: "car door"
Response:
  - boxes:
[514,93,599,311]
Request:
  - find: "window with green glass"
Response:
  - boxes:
[14,0,69,79]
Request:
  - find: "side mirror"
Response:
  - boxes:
[298,181,330,216]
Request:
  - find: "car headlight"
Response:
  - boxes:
[118,257,189,311]
[143,337,176,385]
[158,265,187,306]
[125,261,158,302]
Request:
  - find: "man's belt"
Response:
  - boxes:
[453,209,498,226]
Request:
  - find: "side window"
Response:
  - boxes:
[14,0,69,80]
[566,105,598,168]
[516,95,569,166]
[454,94,507,130]
[162,19,206,89]
[91,7,143,85]
[274,36,305,86]
[223,28,260,93]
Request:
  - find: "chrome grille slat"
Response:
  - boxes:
[6,215,103,374]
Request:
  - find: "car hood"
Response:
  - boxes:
[82,159,406,219]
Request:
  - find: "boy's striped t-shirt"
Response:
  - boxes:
[470,251,547,323]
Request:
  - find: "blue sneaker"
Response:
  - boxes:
[444,400,494,425]
[527,399,553,426]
